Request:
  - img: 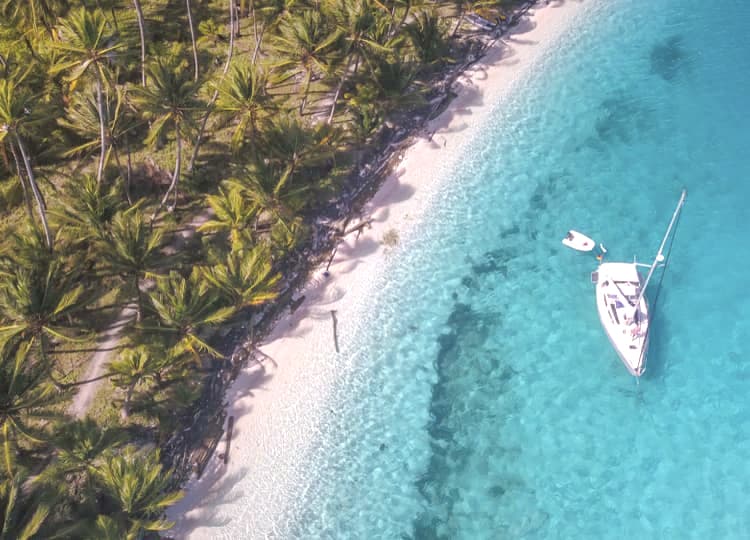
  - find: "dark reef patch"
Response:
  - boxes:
[650,34,687,81]
[594,91,654,146]
[410,294,515,538]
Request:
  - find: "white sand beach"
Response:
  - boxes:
[167,2,589,537]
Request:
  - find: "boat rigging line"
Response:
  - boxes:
[636,188,687,374]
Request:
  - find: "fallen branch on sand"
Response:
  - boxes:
[330,310,339,353]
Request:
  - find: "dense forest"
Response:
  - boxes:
[0,0,527,536]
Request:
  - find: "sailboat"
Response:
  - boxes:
[591,190,687,376]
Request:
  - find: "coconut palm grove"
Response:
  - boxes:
[0,0,527,536]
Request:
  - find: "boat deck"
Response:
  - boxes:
[595,263,649,376]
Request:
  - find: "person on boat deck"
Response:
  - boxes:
[566,231,574,241]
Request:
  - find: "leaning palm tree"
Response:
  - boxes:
[214,61,272,155]
[0,78,53,248]
[0,468,51,540]
[0,342,67,476]
[187,0,236,172]
[132,56,202,215]
[322,0,392,124]
[201,243,281,310]
[53,8,124,185]
[249,0,300,64]
[92,445,183,538]
[145,268,235,361]
[57,85,138,197]
[96,208,165,323]
[269,10,338,116]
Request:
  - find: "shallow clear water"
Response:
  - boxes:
[280,1,750,538]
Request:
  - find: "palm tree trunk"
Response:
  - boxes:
[299,70,313,115]
[250,0,259,61]
[8,142,35,224]
[14,136,52,249]
[95,71,108,186]
[188,0,235,172]
[124,132,133,205]
[251,22,265,65]
[155,129,182,217]
[3,424,15,477]
[327,56,353,125]
[186,0,200,82]
[170,129,182,205]
[134,274,143,323]
[121,381,135,419]
[133,0,147,87]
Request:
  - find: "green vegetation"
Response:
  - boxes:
[0,0,528,534]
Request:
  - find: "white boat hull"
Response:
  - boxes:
[562,230,595,252]
[594,262,649,376]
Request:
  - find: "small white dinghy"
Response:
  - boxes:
[562,230,595,252]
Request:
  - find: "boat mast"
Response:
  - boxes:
[634,189,687,308]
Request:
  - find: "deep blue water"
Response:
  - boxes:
[281,1,750,538]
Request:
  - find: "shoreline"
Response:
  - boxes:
[166,2,589,537]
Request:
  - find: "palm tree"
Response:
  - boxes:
[132,56,202,215]
[0,342,66,476]
[0,226,58,279]
[54,8,124,186]
[258,114,342,203]
[0,258,89,357]
[51,418,123,475]
[145,268,235,361]
[198,186,259,250]
[96,208,165,323]
[188,0,236,172]
[444,0,495,37]
[50,174,122,244]
[214,61,271,155]
[57,85,138,195]
[84,515,128,540]
[108,345,166,419]
[323,0,392,124]
[249,0,300,64]
[269,10,337,115]
[375,0,427,36]
[92,445,183,537]
[0,79,53,248]
[201,243,281,310]
[0,0,68,37]
[406,9,451,66]
[345,57,425,138]
[0,468,51,540]
[40,418,122,507]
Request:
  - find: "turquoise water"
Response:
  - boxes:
[281,1,750,538]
